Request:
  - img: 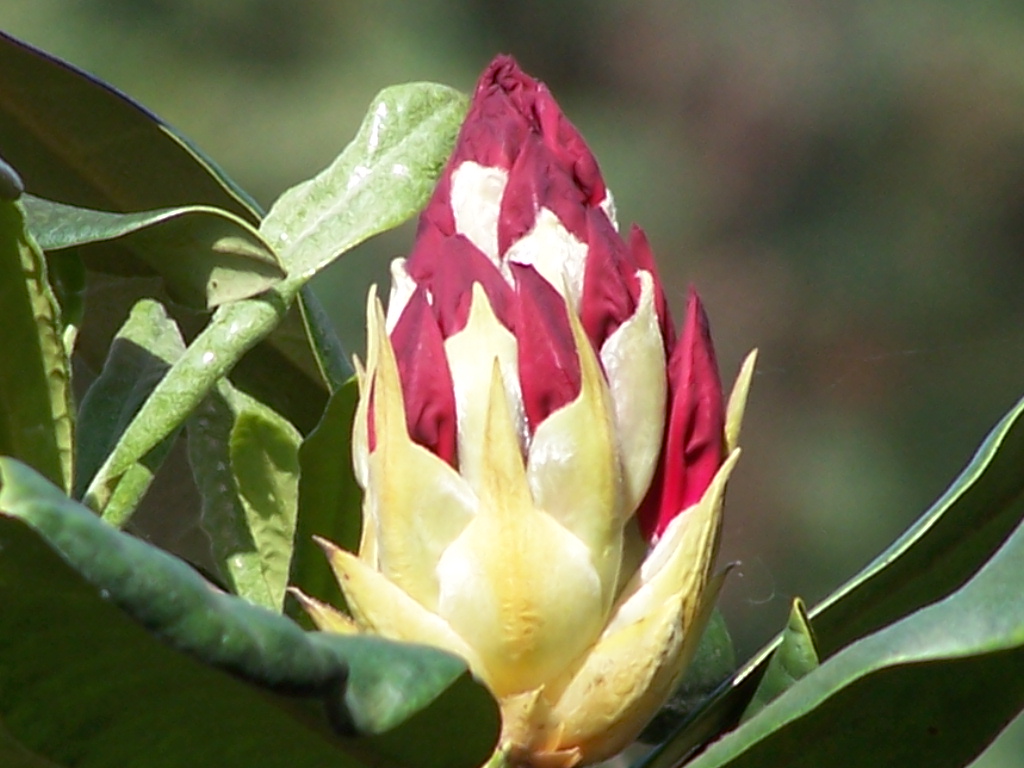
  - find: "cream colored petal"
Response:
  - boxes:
[287,586,359,635]
[598,271,667,514]
[549,570,727,764]
[319,537,484,672]
[435,363,605,698]
[444,284,524,490]
[451,161,508,265]
[608,450,739,634]
[505,207,588,309]
[366,297,477,611]
[725,349,758,454]
[351,354,370,493]
[384,257,416,333]
[542,452,739,760]
[526,296,623,608]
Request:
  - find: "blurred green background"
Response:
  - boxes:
[2,1,1023,763]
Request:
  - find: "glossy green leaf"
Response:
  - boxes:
[24,195,285,309]
[641,393,1024,767]
[0,457,500,768]
[684,505,1024,768]
[260,82,467,279]
[74,298,186,525]
[289,379,362,621]
[741,599,819,722]
[0,30,259,219]
[188,380,300,611]
[0,199,72,492]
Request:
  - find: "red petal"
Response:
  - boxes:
[637,289,724,541]
[629,226,675,351]
[580,208,640,349]
[512,264,582,433]
[389,286,458,466]
[406,226,514,337]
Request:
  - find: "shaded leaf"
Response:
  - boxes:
[74,299,185,501]
[0,457,500,768]
[260,82,467,279]
[741,599,819,722]
[0,30,259,219]
[188,380,300,611]
[289,379,362,622]
[0,199,72,491]
[24,195,285,310]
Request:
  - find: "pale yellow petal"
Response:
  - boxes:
[725,349,758,454]
[526,294,623,608]
[287,586,359,635]
[444,284,524,490]
[366,297,476,611]
[544,452,739,761]
[435,363,605,697]
[550,571,727,764]
[598,271,667,513]
[318,537,483,672]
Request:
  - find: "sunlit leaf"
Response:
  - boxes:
[188,380,300,611]
[741,599,819,722]
[24,195,284,309]
[0,198,72,491]
[260,82,467,280]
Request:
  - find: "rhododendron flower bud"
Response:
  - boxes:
[292,56,757,768]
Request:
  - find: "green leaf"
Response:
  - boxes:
[260,82,468,279]
[683,506,1024,768]
[0,30,259,219]
[0,457,500,768]
[741,599,819,722]
[24,195,285,310]
[642,393,1024,767]
[0,199,72,492]
[289,379,363,621]
[188,380,300,611]
[74,298,186,523]
[0,29,339,423]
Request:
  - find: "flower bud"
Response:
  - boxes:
[294,55,757,767]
